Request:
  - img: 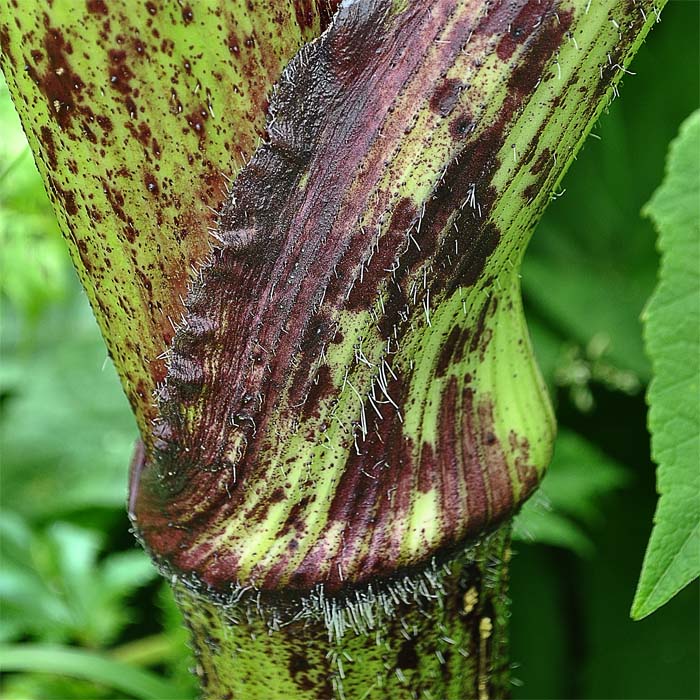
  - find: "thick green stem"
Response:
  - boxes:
[178,529,511,700]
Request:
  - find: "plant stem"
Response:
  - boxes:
[0,2,665,698]
[176,528,511,700]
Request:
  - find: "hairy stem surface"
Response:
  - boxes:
[180,529,511,700]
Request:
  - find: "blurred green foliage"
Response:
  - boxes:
[0,514,156,646]
[0,3,698,698]
[513,428,628,555]
[0,79,66,323]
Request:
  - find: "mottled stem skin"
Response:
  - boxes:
[0,0,665,698]
[0,0,336,436]
[180,529,511,700]
[130,0,662,598]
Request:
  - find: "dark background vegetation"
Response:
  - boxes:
[1,2,698,697]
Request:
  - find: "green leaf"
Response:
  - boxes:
[513,429,628,555]
[0,644,187,699]
[152,585,199,698]
[100,551,158,598]
[631,110,700,620]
